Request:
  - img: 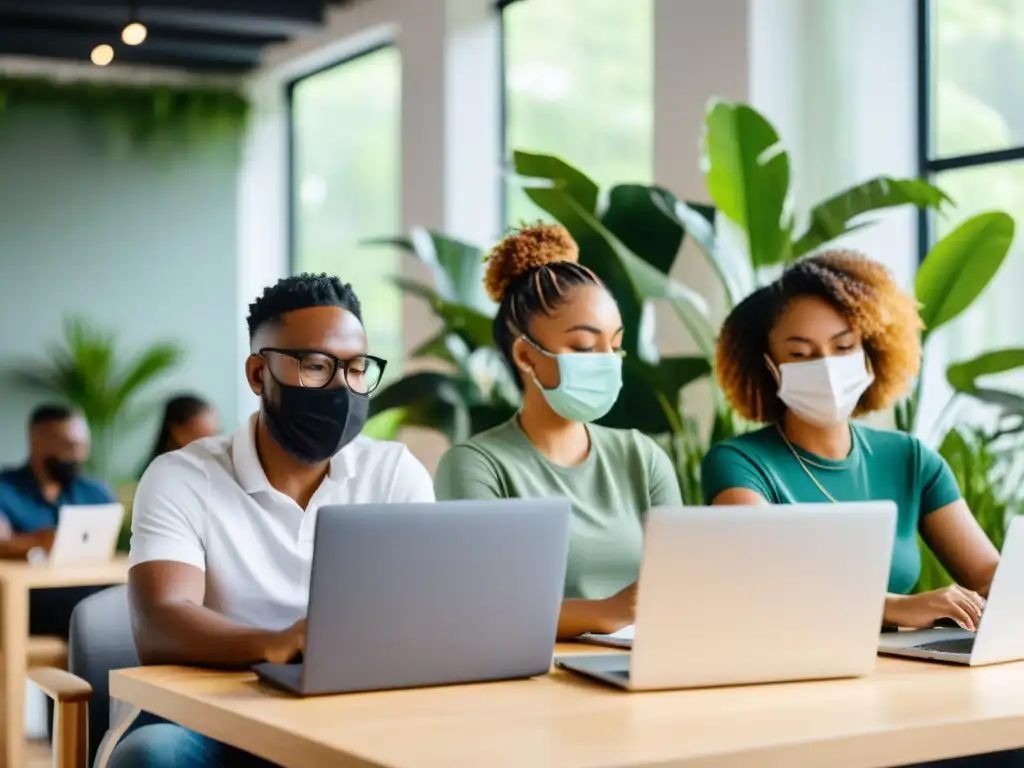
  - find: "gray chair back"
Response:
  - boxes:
[67,585,139,767]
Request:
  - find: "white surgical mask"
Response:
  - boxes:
[770,348,874,427]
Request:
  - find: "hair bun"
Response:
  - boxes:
[484,223,580,302]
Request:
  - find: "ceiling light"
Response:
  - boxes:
[122,21,147,46]
[90,44,114,66]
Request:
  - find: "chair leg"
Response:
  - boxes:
[52,700,87,768]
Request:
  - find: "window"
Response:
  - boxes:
[921,0,1024,390]
[501,0,655,227]
[289,46,403,380]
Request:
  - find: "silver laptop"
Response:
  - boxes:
[878,516,1024,666]
[255,499,570,696]
[45,503,125,565]
[556,503,897,691]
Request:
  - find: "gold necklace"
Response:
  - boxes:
[775,424,839,504]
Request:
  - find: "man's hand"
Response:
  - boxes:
[263,618,306,664]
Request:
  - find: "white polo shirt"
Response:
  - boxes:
[129,414,435,630]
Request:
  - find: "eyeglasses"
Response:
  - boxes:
[258,348,387,394]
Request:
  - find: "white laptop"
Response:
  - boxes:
[46,503,125,565]
[878,516,1024,666]
[556,503,897,691]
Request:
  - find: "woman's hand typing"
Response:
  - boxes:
[884,585,985,631]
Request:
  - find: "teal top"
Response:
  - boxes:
[701,424,962,594]
[434,418,682,600]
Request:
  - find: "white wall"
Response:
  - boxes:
[0,98,242,478]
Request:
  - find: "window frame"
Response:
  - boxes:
[285,41,396,275]
[917,0,1024,260]
[496,0,524,229]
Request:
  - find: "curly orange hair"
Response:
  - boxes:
[716,250,922,423]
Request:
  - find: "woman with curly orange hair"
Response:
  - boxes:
[704,250,999,631]
[435,224,681,639]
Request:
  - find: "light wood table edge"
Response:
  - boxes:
[109,671,380,768]
[0,558,128,768]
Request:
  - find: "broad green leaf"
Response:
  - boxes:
[512,151,600,214]
[526,186,717,361]
[916,212,1015,338]
[600,355,709,434]
[365,230,490,312]
[369,371,471,444]
[392,277,494,350]
[702,100,792,268]
[793,177,951,257]
[362,409,405,441]
[600,185,683,275]
[656,198,755,308]
[409,332,470,367]
[947,348,1024,393]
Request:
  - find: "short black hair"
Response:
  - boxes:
[246,273,362,340]
[29,403,76,427]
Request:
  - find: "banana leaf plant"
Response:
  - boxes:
[894,211,1017,433]
[362,229,521,445]
[11,316,184,481]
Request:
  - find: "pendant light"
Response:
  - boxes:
[122,1,148,46]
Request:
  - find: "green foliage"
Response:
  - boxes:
[915,212,1015,341]
[894,212,1016,434]
[702,100,792,268]
[11,317,184,481]
[916,424,1024,592]
[0,74,250,148]
[369,99,951,503]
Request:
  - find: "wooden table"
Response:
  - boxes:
[0,557,128,768]
[109,643,1024,768]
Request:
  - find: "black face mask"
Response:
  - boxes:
[44,457,81,487]
[261,374,370,465]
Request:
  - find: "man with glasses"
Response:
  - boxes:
[111,274,433,767]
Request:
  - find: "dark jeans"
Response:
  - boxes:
[29,585,109,739]
[108,712,277,768]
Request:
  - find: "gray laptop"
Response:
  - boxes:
[255,499,570,696]
[557,503,896,690]
[878,516,1024,666]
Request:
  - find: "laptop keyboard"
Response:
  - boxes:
[915,637,975,654]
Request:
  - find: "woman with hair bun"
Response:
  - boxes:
[704,250,999,632]
[435,224,682,640]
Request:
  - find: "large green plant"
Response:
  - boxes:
[12,317,184,481]
[915,422,1024,592]
[0,75,250,148]
[367,99,951,502]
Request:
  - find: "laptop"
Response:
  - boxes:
[556,503,897,691]
[878,516,1024,666]
[255,499,570,696]
[45,503,125,565]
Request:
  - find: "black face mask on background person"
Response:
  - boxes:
[261,374,370,465]
[44,457,81,487]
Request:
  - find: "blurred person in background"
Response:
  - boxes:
[146,394,219,467]
[0,404,117,737]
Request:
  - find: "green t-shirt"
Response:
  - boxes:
[434,418,682,600]
[701,424,962,594]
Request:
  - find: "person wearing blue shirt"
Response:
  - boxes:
[0,404,118,737]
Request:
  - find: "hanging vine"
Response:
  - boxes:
[0,74,250,148]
